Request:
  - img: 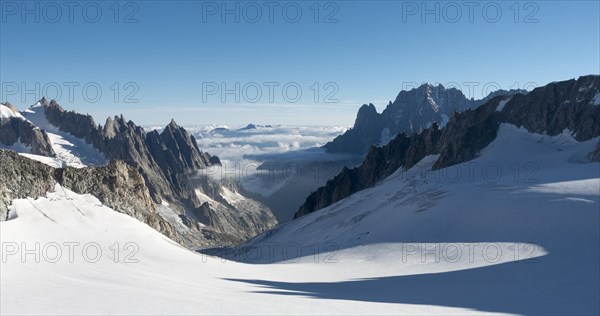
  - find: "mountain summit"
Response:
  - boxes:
[325,83,525,154]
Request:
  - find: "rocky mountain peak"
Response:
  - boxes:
[48,99,62,109]
[355,103,379,124]
[358,103,377,114]
[37,97,49,107]
[103,116,118,139]
[238,123,257,131]
[161,119,184,139]
[325,82,525,154]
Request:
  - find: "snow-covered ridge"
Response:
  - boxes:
[1,101,107,168]
[21,103,107,168]
[0,103,26,120]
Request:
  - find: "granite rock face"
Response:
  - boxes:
[296,75,600,218]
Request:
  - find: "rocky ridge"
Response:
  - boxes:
[0,99,277,247]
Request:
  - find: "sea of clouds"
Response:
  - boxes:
[144,124,363,222]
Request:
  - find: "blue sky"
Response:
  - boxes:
[1,1,599,126]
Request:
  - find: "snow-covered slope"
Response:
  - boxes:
[2,124,598,315]
[1,186,495,315]
[21,103,107,167]
[235,124,600,314]
[254,125,599,254]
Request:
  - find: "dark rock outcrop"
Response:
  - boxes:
[296,75,600,218]
[433,99,501,170]
[501,75,600,141]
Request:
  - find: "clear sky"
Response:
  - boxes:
[1,0,599,126]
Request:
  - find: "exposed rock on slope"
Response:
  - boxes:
[433,99,501,170]
[1,103,55,157]
[296,123,442,218]
[296,75,600,218]
[0,150,181,242]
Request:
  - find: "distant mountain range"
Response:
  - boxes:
[0,99,277,248]
[297,75,600,218]
[325,84,526,154]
